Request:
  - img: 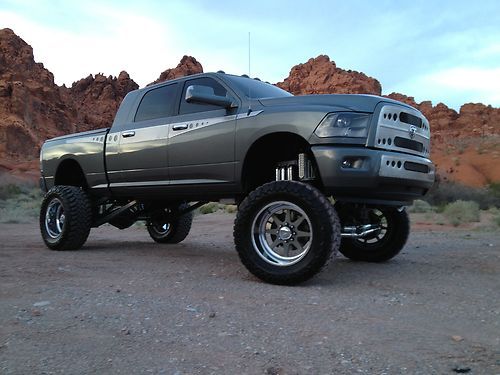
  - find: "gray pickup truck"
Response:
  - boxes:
[39,72,435,284]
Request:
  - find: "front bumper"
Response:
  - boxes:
[312,146,435,205]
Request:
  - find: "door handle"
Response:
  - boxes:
[172,124,188,131]
[122,131,135,138]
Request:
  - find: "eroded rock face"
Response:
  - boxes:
[0,28,142,169]
[64,71,139,130]
[277,55,382,96]
[386,93,500,186]
[0,28,498,186]
[150,55,203,85]
[0,28,75,164]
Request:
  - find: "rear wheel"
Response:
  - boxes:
[40,185,92,250]
[338,206,409,262]
[234,181,341,285]
[147,204,193,244]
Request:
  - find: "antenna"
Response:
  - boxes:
[247,31,252,115]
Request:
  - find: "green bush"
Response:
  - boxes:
[425,179,500,209]
[408,199,433,213]
[443,200,480,227]
[490,207,500,227]
[0,183,42,223]
[0,184,22,200]
[494,214,500,227]
[489,182,500,198]
[199,202,220,214]
[224,205,238,214]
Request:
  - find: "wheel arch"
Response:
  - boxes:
[240,132,321,193]
[54,158,88,189]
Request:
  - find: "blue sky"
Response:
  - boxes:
[1,0,499,110]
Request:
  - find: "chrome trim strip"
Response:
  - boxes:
[379,154,435,183]
[168,115,237,138]
[169,110,263,138]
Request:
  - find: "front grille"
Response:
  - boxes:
[394,137,423,152]
[399,112,423,128]
[374,104,430,158]
[404,161,429,173]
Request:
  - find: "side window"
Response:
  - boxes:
[135,84,178,122]
[179,77,229,115]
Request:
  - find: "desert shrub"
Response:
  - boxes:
[0,184,22,200]
[425,180,500,209]
[408,199,433,213]
[224,205,238,214]
[490,207,500,227]
[443,200,480,227]
[199,202,220,214]
[489,182,500,198]
[494,214,500,227]
[0,183,42,223]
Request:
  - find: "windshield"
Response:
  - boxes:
[224,75,293,99]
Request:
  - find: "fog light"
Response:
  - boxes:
[342,157,364,169]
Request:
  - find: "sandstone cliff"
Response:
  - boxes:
[150,55,203,85]
[0,28,498,187]
[277,55,381,95]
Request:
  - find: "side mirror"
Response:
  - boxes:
[185,85,237,109]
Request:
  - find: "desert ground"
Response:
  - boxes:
[0,213,499,374]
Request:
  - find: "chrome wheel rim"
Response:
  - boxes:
[251,201,313,266]
[354,209,388,246]
[152,222,171,236]
[45,198,65,239]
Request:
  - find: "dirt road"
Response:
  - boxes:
[0,213,499,374]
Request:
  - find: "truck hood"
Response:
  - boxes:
[258,94,415,113]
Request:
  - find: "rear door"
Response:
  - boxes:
[168,77,239,187]
[110,83,179,187]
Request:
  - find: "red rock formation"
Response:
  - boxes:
[64,71,138,130]
[277,55,381,96]
[0,28,139,170]
[0,28,498,186]
[0,28,75,163]
[386,93,500,186]
[150,55,203,85]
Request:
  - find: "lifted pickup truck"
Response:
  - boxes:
[39,72,435,285]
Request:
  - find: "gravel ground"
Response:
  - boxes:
[0,213,499,374]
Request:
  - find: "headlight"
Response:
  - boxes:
[315,112,370,138]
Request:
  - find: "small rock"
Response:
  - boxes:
[31,309,42,317]
[266,367,285,375]
[452,335,464,342]
[33,301,50,307]
[121,328,131,335]
[209,312,216,318]
[116,289,121,293]
[452,366,471,373]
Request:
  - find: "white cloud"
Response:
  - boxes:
[385,66,500,109]
[0,7,183,87]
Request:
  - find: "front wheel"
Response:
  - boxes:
[234,181,341,285]
[338,206,410,262]
[147,204,193,244]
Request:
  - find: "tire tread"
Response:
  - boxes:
[234,181,340,285]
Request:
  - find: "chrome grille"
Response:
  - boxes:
[374,105,430,158]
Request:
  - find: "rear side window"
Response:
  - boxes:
[179,77,229,115]
[135,84,178,122]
